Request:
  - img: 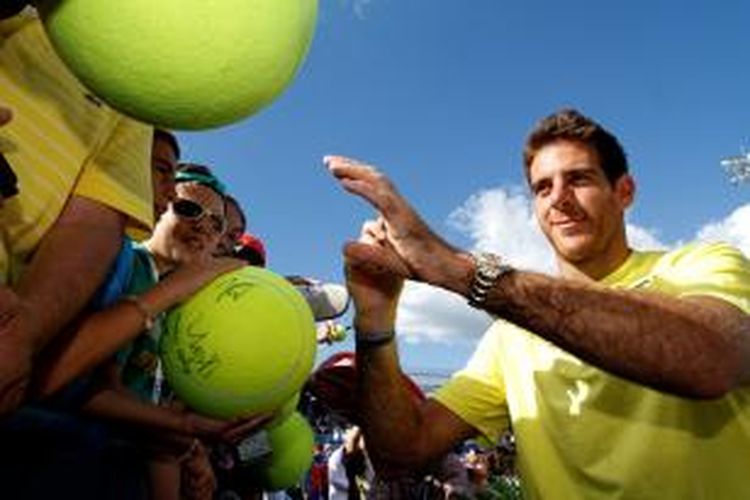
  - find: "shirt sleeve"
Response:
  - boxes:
[432,321,511,443]
[73,116,154,232]
[657,241,750,315]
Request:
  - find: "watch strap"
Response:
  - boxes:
[468,252,513,308]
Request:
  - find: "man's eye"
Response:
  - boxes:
[533,183,550,196]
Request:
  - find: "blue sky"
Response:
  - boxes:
[178,0,750,375]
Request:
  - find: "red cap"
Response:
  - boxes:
[235,233,267,267]
[308,352,425,424]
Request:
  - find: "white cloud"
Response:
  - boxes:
[694,203,750,255]
[448,187,554,273]
[397,281,492,345]
[396,186,548,344]
[625,223,668,251]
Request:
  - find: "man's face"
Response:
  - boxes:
[152,182,226,265]
[151,136,178,220]
[529,140,633,265]
[217,201,244,257]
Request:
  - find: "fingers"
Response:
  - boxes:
[324,155,397,213]
[354,218,411,278]
[344,241,411,279]
[222,412,274,443]
[360,218,387,245]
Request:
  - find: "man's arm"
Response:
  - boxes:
[15,195,125,351]
[344,236,476,474]
[456,269,750,399]
[356,339,478,472]
[327,156,750,400]
[0,195,123,414]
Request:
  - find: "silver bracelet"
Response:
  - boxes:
[468,252,514,308]
[355,329,396,348]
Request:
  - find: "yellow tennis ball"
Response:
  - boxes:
[160,267,317,419]
[259,412,315,491]
[37,0,318,129]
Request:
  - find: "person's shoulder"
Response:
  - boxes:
[659,240,748,269]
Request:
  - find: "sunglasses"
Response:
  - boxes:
[171,198,226,234]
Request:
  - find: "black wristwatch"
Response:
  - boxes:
[468,252,513,308]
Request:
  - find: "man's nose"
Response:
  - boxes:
[549,180,573,208]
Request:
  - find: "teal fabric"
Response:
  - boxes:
[90,237,135,310]
[175,170,226,195]
[116,243,162,403]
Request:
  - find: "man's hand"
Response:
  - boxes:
[344,218,405,332]
[0,287,33,415]
[325,155,466,290]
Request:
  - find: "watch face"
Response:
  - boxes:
[477,253,503,279]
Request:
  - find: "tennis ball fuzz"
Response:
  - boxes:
[259,412,315,491]
[38,0,318,129]
[160,267,317,419]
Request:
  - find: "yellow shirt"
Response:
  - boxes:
[0,9,153,284]
[434,242,750,500]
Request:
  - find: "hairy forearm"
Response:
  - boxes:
[485,271,749,398]
[16,196,124,351]
[356,339,473,474]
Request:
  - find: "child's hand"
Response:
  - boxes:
[149,257,246,311]
[182,410,272,444]
[220,412,274,443]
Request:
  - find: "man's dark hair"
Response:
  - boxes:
[225,194,247,233]
[153,128,181,160]
[523,108,628,186]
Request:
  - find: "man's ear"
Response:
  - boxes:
[615,174,636,210]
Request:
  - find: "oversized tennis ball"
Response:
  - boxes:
[37,0,318,129]
[160,267,317,419]
[258,411,315,491]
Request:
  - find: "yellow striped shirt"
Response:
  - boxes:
[0,9,153,284]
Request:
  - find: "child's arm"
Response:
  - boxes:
[81,364,272,445]
[32,258,244,397]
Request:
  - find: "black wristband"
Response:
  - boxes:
[355,330,396,349]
